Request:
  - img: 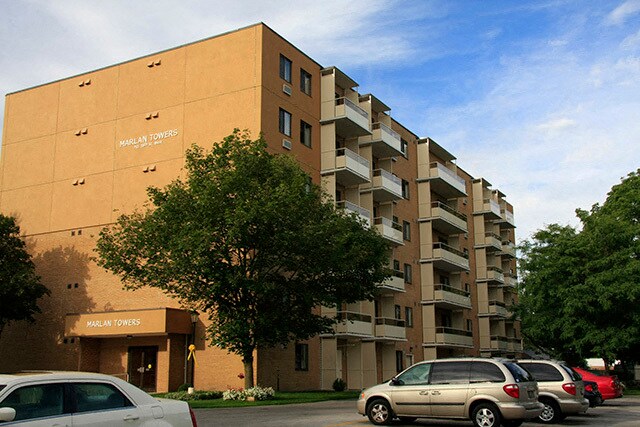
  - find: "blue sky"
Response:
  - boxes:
[1,0,639,240]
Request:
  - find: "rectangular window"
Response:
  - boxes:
[279,108,291,136]
[401,179,410,199]
[295,343,309,371]
[401,139,409,158]
[396,350,404,373]
[403,220,411,241]
[467,319,473,332]
[403,263,412,284]
[300,69,312,95]
[300,120,312,147]
[405,307,413,327]
[394,305,402,320]
[393,259,400,271]
[280,54,292,82]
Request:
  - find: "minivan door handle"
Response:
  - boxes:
[123,414,140,421]
[431,391,441,395]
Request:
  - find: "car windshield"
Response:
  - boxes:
[561,365,581,381]
[504,362,533,383]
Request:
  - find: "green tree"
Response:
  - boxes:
[96,130,390,388]
[0,214,49,339]
[516,170,640,366]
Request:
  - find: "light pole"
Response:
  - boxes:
[189,311,199,391]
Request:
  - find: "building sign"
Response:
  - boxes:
[86,318,142,328]
[65,308,193,337]
[119,128,179,149]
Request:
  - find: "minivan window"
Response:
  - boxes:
[470,361,506,383]
[430,361,471,384]
[521,363,563,381]
[396,363,431,385]
[1,383,66,421]
[560,365,581,381]
[504,362,534,383]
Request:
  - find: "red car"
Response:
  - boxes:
[573,367,623,401]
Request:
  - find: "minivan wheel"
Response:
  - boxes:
[367,399,393,425]
[472,403,502,427]
[538,398,562,424]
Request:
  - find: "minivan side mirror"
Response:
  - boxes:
[390,377,402,386]
[0,407,16,422]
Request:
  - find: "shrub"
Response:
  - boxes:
[222,388,246,401]
[177,383,192,392]
[245,386,275,401]
[164,390,223,401]
[332,378,346,392]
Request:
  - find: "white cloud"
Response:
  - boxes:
[536,118,576,132]
[605,0,640,25]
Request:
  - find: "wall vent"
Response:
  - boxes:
[282,139,292,150]
[282,84,292,96]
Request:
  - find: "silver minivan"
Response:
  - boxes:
[357,358,543,427]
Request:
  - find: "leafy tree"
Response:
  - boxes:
[0,214,49,339]
[516,170,640,366]
[96,130,390,388]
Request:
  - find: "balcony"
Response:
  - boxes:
[335,311,373,338]
[475,232,502,251]
[490,335,509,351]
[374,317,406,341]
[359,122,403,158]
[422,242,469,272]
[500,241,516,258]
[507,337,523,352]
[374,217,404,245]
[336,200,371,227]
[424,202,468,235]
[424,284,472,309]
[496,209,516,229]
[321,97,371,138]
[370,169,403,202]
[475,198,501,219]
[379,269,405,293]
[326,148,370,186]
[421,162,466,198]
[478,266,504,284]
[503,273,517,289]
[425,327,473,348]
[488,300,508,317]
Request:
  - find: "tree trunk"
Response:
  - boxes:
[243,355,254,389]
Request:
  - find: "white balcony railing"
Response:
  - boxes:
[374,217,404,245]
[336,200,371,227]
[371,168,403,201]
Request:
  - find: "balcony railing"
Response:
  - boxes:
[330,147,370,186]
[490,335,509,350]
[428,284,472,309]
[475,198,501,219]
[507,336,523,351]
[488,300,508,317]
[424,242,469,272]
[425,201,468,234]
[476,231,502,251]
[425,327,473,348]
[374,217,404,245]
[500,241,516,258]
[487,266,505,284]
[379,269,405,292]
[421,162,466,197]
[321,97,371,137]
[336,200,371,227]
[360,122,403,158]
[374,317,407,340]
[370,169,403,201]
[497,208,516,229]
[335,311,373,337]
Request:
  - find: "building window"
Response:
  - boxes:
[396,350,404,373]
[395,304,402,320]
[403,263,412,284]
[405,307,413,327]
[401,139,409,158]
[300,120,312,147]
[279,108,291,136]
[401,179,410,199]
[280,55,292,82]
[403,220,411,241]
[466,319,473,332]
[300,69,312,95]
[393,259,400,272]
[295,343,308,371]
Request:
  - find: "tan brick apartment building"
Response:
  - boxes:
[0,23,521,393]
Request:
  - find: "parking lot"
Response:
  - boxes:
[193,396,640,426]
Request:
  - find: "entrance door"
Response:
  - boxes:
[128,346,158,392]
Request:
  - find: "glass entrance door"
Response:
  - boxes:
[127,346,158,392]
